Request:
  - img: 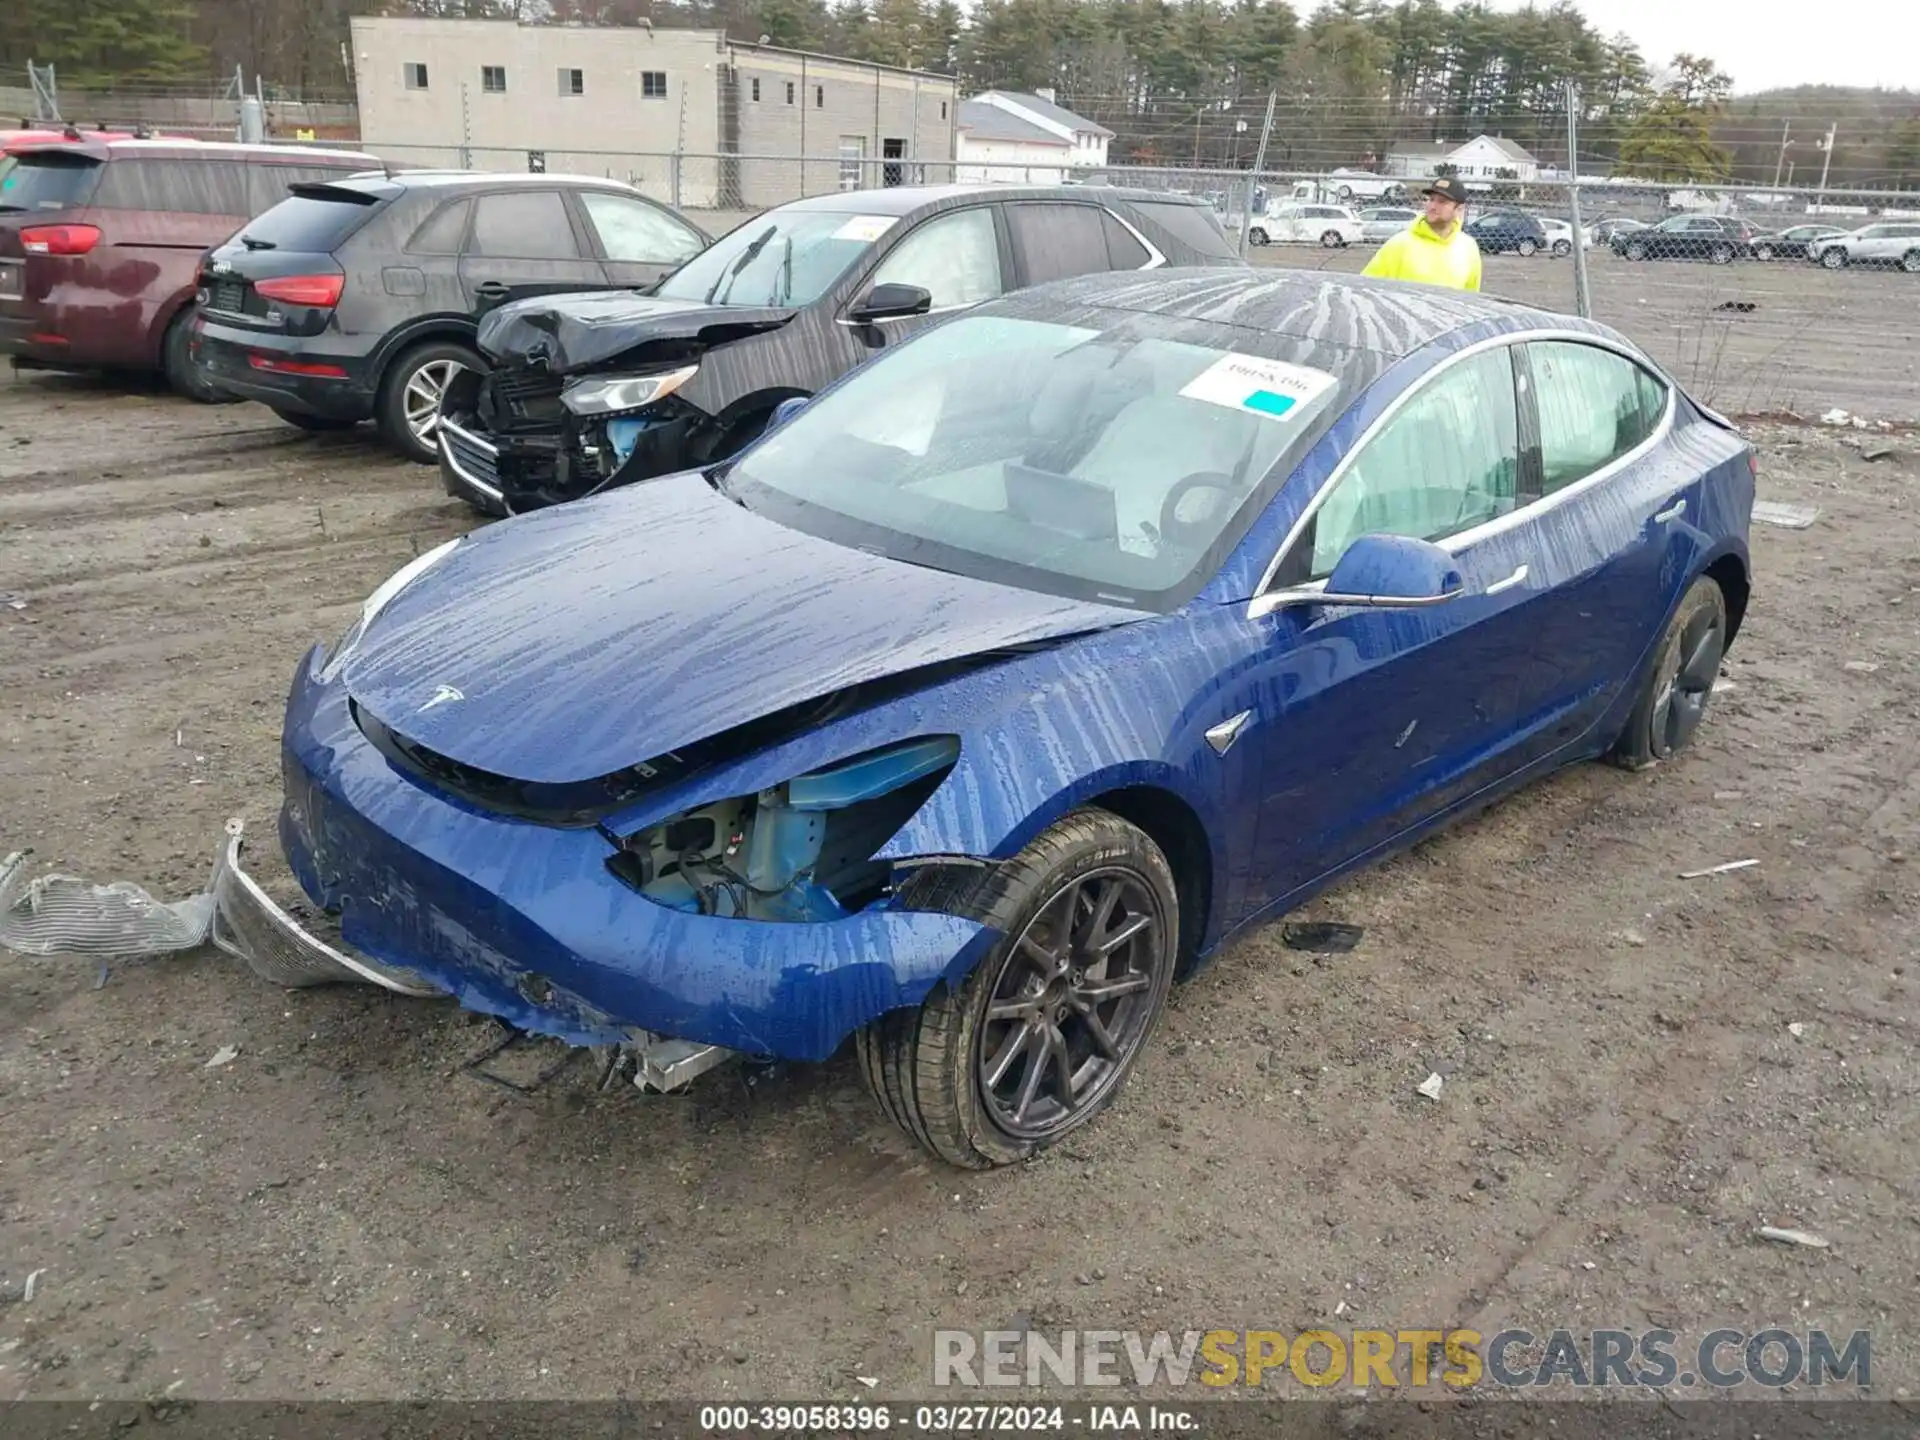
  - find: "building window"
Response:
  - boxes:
[404,63,428,90]
[481,66,506,93]
[940,101,948,120]
[642,71,667,100]
[785,81,795,105]
[558,68,584,97]
[815,85,825,108]
[751,77,761,102]
[838,137,865,190]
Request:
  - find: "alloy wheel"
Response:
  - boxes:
[1649,605,1725,759]
[403,359,466,445]
[976,868,1167,1141]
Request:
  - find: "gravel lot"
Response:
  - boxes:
[1,345,1918,1407]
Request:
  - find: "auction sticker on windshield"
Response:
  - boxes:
[833,215,898,243]
[1180,354,1337,421]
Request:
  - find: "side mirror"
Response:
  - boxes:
[768,395,809,431]
[1253,534,1466,617]
[848,282,932,324]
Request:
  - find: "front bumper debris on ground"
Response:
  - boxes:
[0,818,737,1092]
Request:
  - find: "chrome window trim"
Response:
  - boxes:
[1101,206,1168,270]
[1245,327,1678,621]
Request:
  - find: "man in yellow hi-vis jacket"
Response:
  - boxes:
[1362,176,1482,291]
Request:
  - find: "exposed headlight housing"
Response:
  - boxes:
[606,736,961,923]
[560,364,698,417]
[319,537,463,682]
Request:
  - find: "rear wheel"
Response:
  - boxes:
[1903,250,1920,274]
[1752,243,1776,261]
[856,809,1179,1168]
[1516,237,1539,257]
[1551,239,1572,258]
[1320,229,1343,248]
[1609,576,1729,771]
[161,310,237,404]
[1625,240,1649,261]
[272,409,358,433]
[376,340,481,464]
[1248,226,1268,246]
[1709,242,1735,265]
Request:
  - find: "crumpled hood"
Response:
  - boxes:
[340,474,1142,787]
[474,291,799,374]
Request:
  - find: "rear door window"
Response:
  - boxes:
[1006,202,1114,285]
[1527,341,1668,494]
[0,152,103,213]
[94,158,250,215]
[468,189,582,258]
[1100,210,1151,269]
[406,197,471,254]
[1125,199,1236,259]
[238,187,387,252]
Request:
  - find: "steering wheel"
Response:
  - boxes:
[1159,471,1239,548]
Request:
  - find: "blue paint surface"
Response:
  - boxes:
[279,270,1757,1061]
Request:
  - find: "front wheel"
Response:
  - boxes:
[1625,241,1649,261]
[1608,575,1729,771]
[1822,248,1847,269]
[856,808,1179,1169]
[1709,243,1735,265]
[1320,230,1343,248]
[1902,250,1920,274]
[1516,238,1539,257]
[1248,226,1268,247]
[1552,239,1572,258]
[377,340,482,464]
[1752,244,1775,262]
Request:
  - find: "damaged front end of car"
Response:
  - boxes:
[438,297,797,515]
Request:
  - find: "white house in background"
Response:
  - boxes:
[955,100,1073,184]
[964,88,1113,171]
[1383,134,1541,183]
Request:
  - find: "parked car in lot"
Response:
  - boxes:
[1748,223,1846,261]
[1613,214,1759,264]
[190,169,711,462]
[1357,205,1418,243]
[0,138,378,398]
[1537,217,1591,257]
[1248,202,1363,248]
[250,267,1754,1167]
[1589,217,1648,246]
[1805,221,1920,272]
[439,184,1245,516]
[1463,210,1549,256]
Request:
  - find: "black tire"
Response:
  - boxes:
[855,808,1180,1169]
[1552,239,1572,258]
[1608,576,1729,771]
[161,310,237,404]
[1625,240,1649,261]
[1709,242,1735,265]
[376,338,481,464]
[1822,247,1847,270]
[1903,250,1920,274]
[1320,230,1343,248]
[1753,244,1775,261]
[1248,226,1268,246]
[1516,237,1539,257]
[272,408,359,433]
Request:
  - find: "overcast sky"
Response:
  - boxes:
[1482,0,1917,93]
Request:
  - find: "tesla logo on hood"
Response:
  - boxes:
[418,684,465,713]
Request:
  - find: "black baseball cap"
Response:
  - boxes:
[1422,176,1467,202]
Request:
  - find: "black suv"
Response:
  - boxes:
[1611,214,1760,264]
[1463,210,1549,256]
[438,183,1247,516]
[189,171,711,461]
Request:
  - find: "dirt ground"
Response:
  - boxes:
[1,356,1918,1408]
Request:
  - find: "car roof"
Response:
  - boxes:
[777,183,1214,216]
[9,137,378,164]
[973,267,1576,361]
[335,168,649,193]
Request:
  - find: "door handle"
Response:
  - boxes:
[1484,564,1529,595]
[1653,498,1687,523]
[473,281,511,298]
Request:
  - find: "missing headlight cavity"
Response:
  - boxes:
[606,737,960,922]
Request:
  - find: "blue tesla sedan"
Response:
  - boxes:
[256,268,1755,1168]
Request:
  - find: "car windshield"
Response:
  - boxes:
[0,151,103,213]
[652,207,894,308]
[726,310,1373,610]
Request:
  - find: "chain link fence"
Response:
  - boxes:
[343,141,1918,423]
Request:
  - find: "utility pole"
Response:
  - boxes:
[1241,87,1277,258]
[1816,124,1836,212]
[1771,121,1791,191]
[1565,82,1591,319]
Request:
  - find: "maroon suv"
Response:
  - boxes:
[0,138,379,398]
